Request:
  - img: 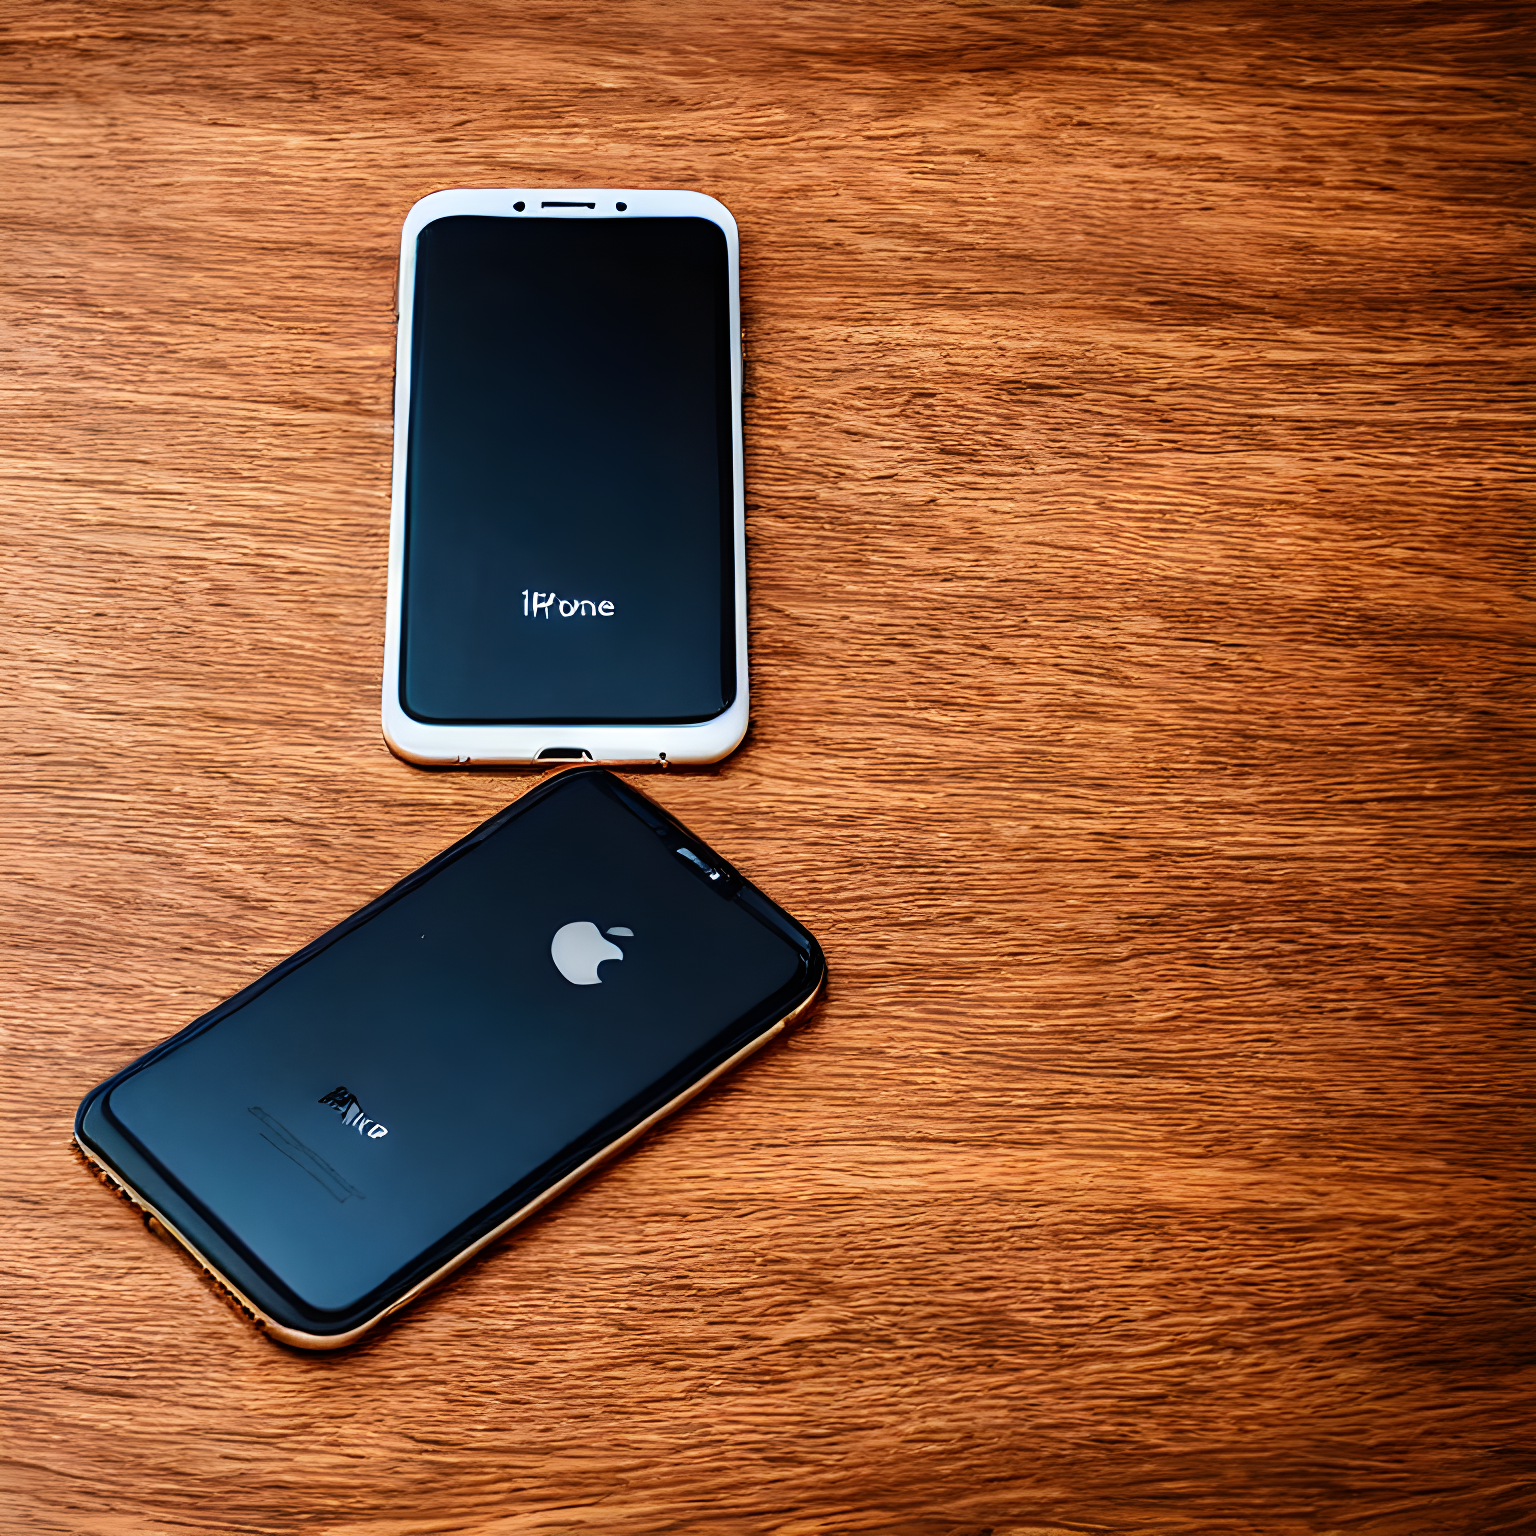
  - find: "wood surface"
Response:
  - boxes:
[0,1,1530,1531]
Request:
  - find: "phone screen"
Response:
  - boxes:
[401,215,735,726]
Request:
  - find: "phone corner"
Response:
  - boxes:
[668,696,751,765]
[400,187,461,231]
[73,1076,113,1147]
[380,722,445,769]
[264,1317,371,1353]
[675,188,739,234]
[379,691,453,768]
[787,965,829,1031]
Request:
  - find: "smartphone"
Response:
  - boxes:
[74,769,823,1349]
[382,188,747,767]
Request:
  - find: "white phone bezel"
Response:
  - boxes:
[381,188,748,767]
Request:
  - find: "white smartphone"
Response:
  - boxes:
[382,188,748,767]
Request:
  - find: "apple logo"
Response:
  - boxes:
[551,922,632,986]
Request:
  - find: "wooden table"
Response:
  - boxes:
[1,3,1529,1530]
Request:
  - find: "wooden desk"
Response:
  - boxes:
[1,3,1528,1530]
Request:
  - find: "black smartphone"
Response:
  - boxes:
[74,769,823,1349]
[382,188,748,768]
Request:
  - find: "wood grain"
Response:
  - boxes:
[0,1,1530,1531]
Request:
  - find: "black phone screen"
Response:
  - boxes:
[401,215,735,726]
[84,771,819,1333]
